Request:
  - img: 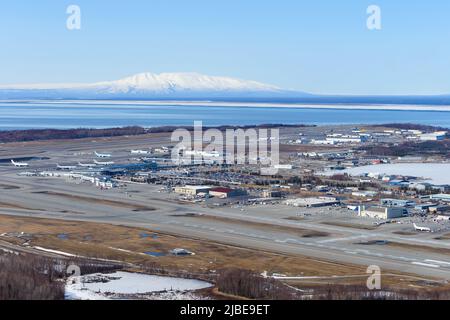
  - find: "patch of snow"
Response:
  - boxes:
[0,248,19,255]
[33,246,77,257]
[108,246,147,256]
[65,271,213,300]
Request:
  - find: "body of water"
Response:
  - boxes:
[326,163,450,185]
[1,101,450,130]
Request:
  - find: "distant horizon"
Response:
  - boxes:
[0,71,450,99]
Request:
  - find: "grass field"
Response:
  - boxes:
[0,214,447,292]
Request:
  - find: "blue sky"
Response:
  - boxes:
[1,0,450,95]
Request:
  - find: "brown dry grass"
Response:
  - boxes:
[33,191,155,211]
[0,202,42,211]
[0,214,359,276]
[0,214,446,291]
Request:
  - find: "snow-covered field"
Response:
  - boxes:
[65,271,213,300]
[327,163,450,185]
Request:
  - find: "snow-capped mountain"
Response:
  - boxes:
[0,72,308,99]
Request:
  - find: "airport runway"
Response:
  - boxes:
[1,171,450,280]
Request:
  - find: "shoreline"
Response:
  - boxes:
[2,99,450,112]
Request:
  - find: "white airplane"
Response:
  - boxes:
[78,162,97,168]
[11,160,29,167]
[95,151,112,158]
[131,150,150,155]
[56,164,77,170]
[413,223,432,232]
[94,159,115,166]
[141,157,173,162]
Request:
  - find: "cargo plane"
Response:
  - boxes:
[94,159,115,166]
[95,151,112,158]
[11,160,29,167]
[56,164,77,170]
[414,223,432,232]
[78,162,97,168]
[131,150,150,155]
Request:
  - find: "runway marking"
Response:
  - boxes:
[411,262,440,268]
[317,235,370,244]
[425,259,450,266]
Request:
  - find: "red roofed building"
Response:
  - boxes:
[209,187,247,199]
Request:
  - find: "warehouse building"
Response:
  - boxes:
[209,187,247,199]
[262,190,284,198]
[358,206,407,219]
[381,198,416,207]
[285,197,340,208]
[419,131,447,141]
[326,136,367,144]
[430,194,450,203]
[174,185,212,196]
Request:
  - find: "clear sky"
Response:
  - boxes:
[1,0,450,95]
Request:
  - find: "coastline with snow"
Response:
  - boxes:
[4,99,450,112]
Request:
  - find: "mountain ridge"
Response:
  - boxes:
[0,72,308,99]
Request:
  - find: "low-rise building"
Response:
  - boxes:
[430,194,450,202]
[274,164,294,170]
[315,185,330,192]
[414,203,437,212]
[311,139,335,145]
[262,190,284,198]
[352,191,377,198]
[174,185,212,196]
[326,135,367,144]
[358,206,407,219]
[408,183,430,191]
[381,198,416,207]
[285,197,340,208]
[419,131,447,141]
[209,187,247,198]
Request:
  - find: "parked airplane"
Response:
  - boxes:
[141,157,173,162]
[413,223,432,232]
[131,150,150,155]
[95,151,112,158]
[11,160,29,167]
[56,164,77,170]
[94,159,115,166]
[78,162,97,168]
